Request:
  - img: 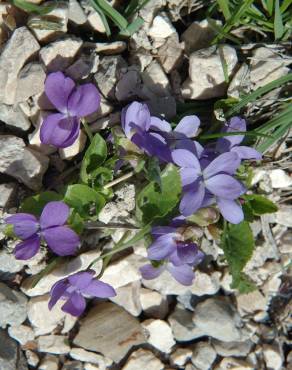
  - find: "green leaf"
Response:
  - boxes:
[80,133,107,184]
[64,184,105,219]
[4,224,15,238]
[124,0,151,17]
[137,164,181,224]
[90,0,128,31]
[21,191,63,216]
[274,0,284,39]
[243,194,278,215]
[119,16,144,36]
[221,221,255,293]
[67,210,84,234]
[144,157,162,191]
[12,0,55,14]
[231,273,257,293]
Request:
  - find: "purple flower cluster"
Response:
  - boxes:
[6,201,79,259]
[122,101,262,224]
[49,270,116,316]
[40,72,100,148]
[140,225,204,285]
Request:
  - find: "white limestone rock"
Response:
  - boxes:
[38,335,70,355]
[122,348,164,370]
[182,45,238,100]
[191,342,217,370]
[8,325,35,345]
[142,319,175,354]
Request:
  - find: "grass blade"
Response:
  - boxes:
[274,0,285,39]
[217,0,231,20]
[89,0,111,36]
[124,0,151,18]
[257,121,291,152]
[12,0,55,14]
[119,16,144,36]
[199,131,271,140]
[225,73,292,117]
[280,0,292,12]
[90,0,128,31]
[266,0,275,15]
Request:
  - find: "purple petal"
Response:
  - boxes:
[203,152,241,179]
[45,72,75,113]
[132,132,171,162]
[217,198,244,224]
[6,213,38,239]
[205,174,245,199]
[167,264,194,286]
[177,242,201,265]
[68,271,94,290]
[48,279,69,310]
[175,139,204,158]
[82,280,116,298]
[147,234,177,260]
[43,226,79,256]
[68,83,101,118]
[13,236,40,260]
[140,264,163,280]
[180,180,205,216]
[174,115,200,138]
[150,116,172,132]
[40,201,70,230]
[40,114,80,148]
[61,292,86,316]
[172,149,201,170]
[216,117,246,151]
[151,226,177,237]
[180,167,200,186]
[122,102,151,138]
[231,146,262,160]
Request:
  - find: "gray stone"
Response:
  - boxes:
[182,19,219,53]
[142,60,171,97]
[170,348,193,367]
[0,26,40,104]
[0,329,28,370]
[0,183,16,208]
[40,37,83,72]
[68,0,87,25]
[94,56,127,98]
[38,354,59,370]
[73,302,146,363]
[142,319,175,353]
[147,95,177,120]
[158,32,184,73]
[269,169,292,189]
[214,357,254,370]
[110,281,142,316]
[29,1,69,42]
[0,103,31,131]
[0,135,49,191]
[122,348,164,370]
[140,288,168,319]
[8,325,35,345]
[69,348,112,369]
[66,52,99,80]
[0,282,27,328]
[211,339,253,357]
[182,45,238,100]
[62,361,84,370]
[191,342,217,370]
[38,335,70,354]
[192,297,245,342]
[25,350,39,367]
[15,62,46,103]
[275,206,292,227]
[94,41,127,55]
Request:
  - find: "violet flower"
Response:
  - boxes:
[140,225,204,286]
[172,150,245,224]
[216,117,262,160]
[49,270,116,316]
[121,101,171,162]
[6,201,79,260]
[40,72,100,148]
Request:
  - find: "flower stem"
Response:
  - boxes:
[104,171,134,189]
[81,119,93,143]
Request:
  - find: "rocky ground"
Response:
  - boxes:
[0,0,291,369]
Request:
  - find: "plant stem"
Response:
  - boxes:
[84,221,141,230]
[104,171,134,189]
[81,119,93,143]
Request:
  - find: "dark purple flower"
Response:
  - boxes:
[49,270,116,316]
[121,101,172,162]
[172,150,245,224]
[216,117,262,160]
[6,201,79,260]
[40,72,100,148]
[140,224,204,286]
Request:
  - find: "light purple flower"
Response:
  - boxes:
[172,150,245,224]
[49,270,116,316]
[216,117,262,160]
[5,201,79,260]
[40,72,100,148]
